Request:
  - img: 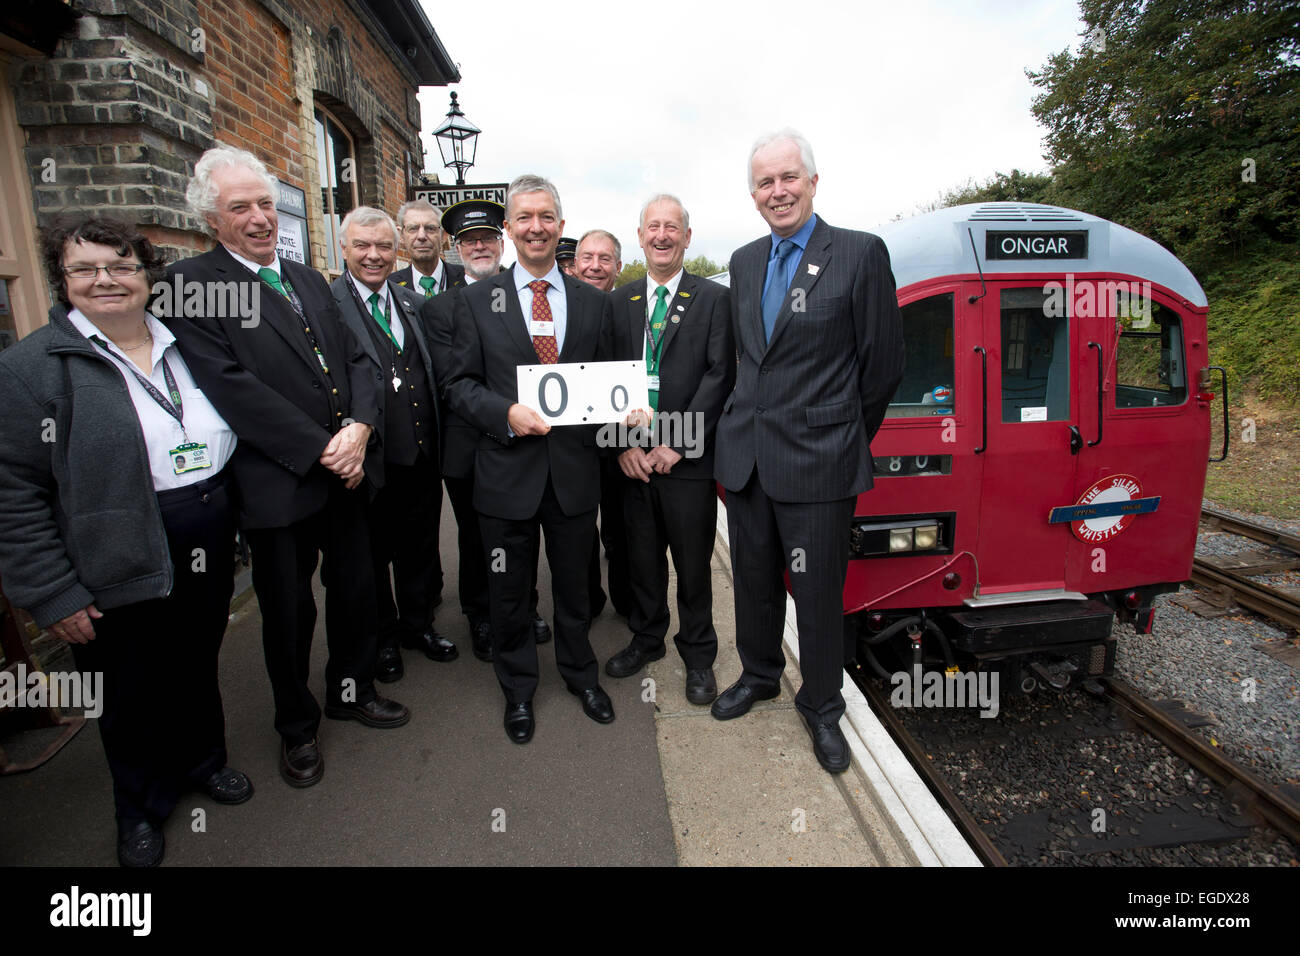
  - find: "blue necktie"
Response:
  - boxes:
[761,239,796,343]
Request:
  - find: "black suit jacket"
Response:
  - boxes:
[607,270,735,480]
[714,215,904,501]
[330,274,442,489]
[391,261,465,296]
[164,246,381,529]
[423,274,482,480]
[444,265,614,520]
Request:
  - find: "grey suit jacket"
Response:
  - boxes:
[714,215,904,502]
[330,274,442,488]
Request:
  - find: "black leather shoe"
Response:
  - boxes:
[402,627,459,663]
[604,642,666,678]
[280,738,323,788]
[117,821,164,867]
[375,645,404,683]
[532,614,552,645]
[504,700,534,744]
[471,620,493,662]
[809,721,850,773]
[710,680,780,720]
[324,695,410,728]
[685,668,718,706]
[198,766,253,804]
[568,684,615,724]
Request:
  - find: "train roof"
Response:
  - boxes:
[872,202,1208,308]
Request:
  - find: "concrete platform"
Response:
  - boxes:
[0,492,927,867]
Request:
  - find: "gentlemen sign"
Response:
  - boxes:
[411,183,509,209]
[517,361,648,426]
[985,230,1088,260]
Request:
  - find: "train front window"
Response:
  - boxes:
[885,292,954,418]
[1000,288,1070,423]
[1115,298,1187,407]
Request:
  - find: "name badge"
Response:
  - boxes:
[170,440,212,475]
[647,374,661,391]
[529,320,555,337]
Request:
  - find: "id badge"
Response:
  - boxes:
[646,374,661,391]
[170,440,212,475]
[529,319,555,337]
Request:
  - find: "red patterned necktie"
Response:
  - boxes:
[529,279,558,364]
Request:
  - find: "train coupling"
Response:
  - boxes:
[1029,659,1078,691]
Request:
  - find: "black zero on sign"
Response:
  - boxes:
[539,371,568,417]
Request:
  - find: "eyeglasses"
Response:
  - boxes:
[404,224,440,235]
[64,263,146,279]
[457,235,502,248]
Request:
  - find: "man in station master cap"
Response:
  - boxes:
[556,237,578,277]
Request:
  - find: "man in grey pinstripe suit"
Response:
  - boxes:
[712,129,904,773]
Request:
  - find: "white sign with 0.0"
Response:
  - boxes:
[516,360,648,426]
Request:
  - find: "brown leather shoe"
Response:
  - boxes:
[280,738,323,788]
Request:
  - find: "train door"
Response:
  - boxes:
[973,283,1079,595]
[1066,283,1206,591]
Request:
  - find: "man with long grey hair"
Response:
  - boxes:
[167,146,409,792]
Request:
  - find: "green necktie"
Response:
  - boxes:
[368,292,400,350]
[419,275,437,298]
[646,286,669,412]
[258,267,288,297]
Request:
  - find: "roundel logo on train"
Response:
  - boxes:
[1048,474,1163,543]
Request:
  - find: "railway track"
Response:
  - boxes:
[849,662,1300,865]
[1193,507,1300,632]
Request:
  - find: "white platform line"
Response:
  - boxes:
[715,506,982,867]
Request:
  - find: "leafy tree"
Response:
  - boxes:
[1027,0,1300,276]
[615,254,723,288]
[615,260,646,287]
[939,169,1055,207]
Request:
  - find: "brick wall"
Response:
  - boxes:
[13,0,437,276]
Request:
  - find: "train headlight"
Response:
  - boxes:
[889,529,914,552]
[914,524,940,550]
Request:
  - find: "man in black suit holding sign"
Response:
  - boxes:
[444,175,617,744]
[605,194,734,704]
[713,130,903,772]
[330,206,456,684]
[167,146,408,790]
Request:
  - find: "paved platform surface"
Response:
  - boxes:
[0,495,916,867]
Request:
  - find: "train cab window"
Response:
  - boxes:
[885,292,954,418]
[1115,298,1187,407]
[1000,288,1069,423]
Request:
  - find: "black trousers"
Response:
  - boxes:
[725,470,854,723]
[71,470,236,831]
[622,475,718,669]
[478,479,598,703]
[370,455,442,649]
[244,480,378,746]
[448,473,541,629]
[591,457,631,613]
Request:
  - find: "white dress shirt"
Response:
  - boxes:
[68,308,236,490]
[410,260,445,293]
[643,269,684,318]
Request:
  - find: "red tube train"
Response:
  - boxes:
[719,202,1226,693]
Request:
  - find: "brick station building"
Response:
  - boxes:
[0,0,458,342]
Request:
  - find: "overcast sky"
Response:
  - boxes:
[415,0,1089,269]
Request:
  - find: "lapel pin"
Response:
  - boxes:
[679,291,691,297]
[671,315,680,323]
[676,304,685,311]
[631,294,642,301]
[807,264,820,276]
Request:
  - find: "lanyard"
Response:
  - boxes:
[643,304,667,376]
[349,281,403,387]
[90,334,185,430]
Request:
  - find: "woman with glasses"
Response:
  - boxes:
[0,216,251,867]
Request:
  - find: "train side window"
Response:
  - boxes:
[1000,287,1069,423]
[885,292,954,419]
[1114,299,1187,407]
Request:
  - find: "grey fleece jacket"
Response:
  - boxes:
[0,305,173,628]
